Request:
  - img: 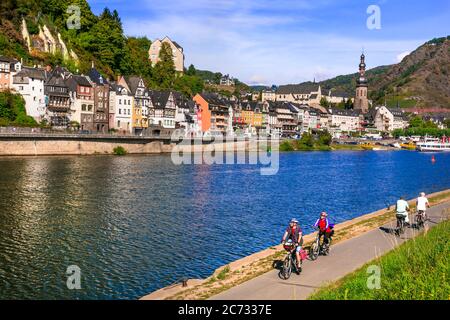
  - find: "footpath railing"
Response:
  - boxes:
[0,127,265,141]
[0,126,174,139]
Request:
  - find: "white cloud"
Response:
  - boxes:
[119,0,425,85]
[396,51,411,63]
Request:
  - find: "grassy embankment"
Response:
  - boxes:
[279,132,333,152]
[163,191,450,300]
[330,143,364,151]
[310,219,450,300]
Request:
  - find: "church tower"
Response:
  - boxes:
[354,53,369,113]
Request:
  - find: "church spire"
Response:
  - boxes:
[354,52,369,114]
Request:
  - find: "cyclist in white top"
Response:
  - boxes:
[396,196,410,225]
[416,192,430,220]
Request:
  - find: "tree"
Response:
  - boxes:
[0,91,37,126]
[345,98,353,110]
[152,42,176,88]
[318,130,332,146]
[173,75,204,97]
[300,132,314,147]
[444,119,450,129]
[186,64,197,76]
[320,97,329,108]
[409,116,424,128]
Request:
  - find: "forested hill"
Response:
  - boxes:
[0,0,245,97]
[318,36,450,108]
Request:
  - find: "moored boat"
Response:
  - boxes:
[416,141,450,152]
[361,143,374,150]
[416,136,450,152]
[400,142,416,150]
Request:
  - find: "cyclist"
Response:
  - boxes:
[281,218,303,270]
[396,196,410,230]
[416,192,430,221]
[314,212,334,246]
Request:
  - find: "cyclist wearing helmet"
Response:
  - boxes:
[281,218,303,269]
[314,212,334,245]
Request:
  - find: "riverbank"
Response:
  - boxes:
[140,189,450,300]
[0,133,258,156]
[309,219,450,300]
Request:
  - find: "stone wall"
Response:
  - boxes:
[0,135,253,156]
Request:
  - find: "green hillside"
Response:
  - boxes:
[0,0,206,97]
[317,36,450,108]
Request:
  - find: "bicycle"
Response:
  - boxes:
[415,210,426,230]
[309,229,332,260]
[280,240,302,280]
[395,214,406,236]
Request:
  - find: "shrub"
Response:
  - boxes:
[279,140,294,151]
[113,146,127,155]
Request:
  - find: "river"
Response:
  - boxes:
[0,151,449,299]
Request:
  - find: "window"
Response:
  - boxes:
[82,104,87,111]
[119,109,121,115]
[119,99,121,105]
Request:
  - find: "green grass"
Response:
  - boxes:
[216,265,231,281]
[331,144,364,151]
[310,220,450,300]
[279,140,332,152]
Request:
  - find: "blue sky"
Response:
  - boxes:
[87,0,450,85]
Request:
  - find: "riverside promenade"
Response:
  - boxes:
[210,199,450,300]
[141,190,450,300]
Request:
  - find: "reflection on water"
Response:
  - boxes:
[0,151,449,299]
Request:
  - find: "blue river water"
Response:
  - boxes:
[0,151,449,299]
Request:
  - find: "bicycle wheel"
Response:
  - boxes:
[310,241,320,260]
[281,255,292,280]
[322,242,330,256]
[417,214,424,230]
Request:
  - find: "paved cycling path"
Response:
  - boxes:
[210,200,450,300]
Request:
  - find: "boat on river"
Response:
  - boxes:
[416,137,450,152]
[400,142,416,150]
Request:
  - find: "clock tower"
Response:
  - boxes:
[354,53,369,113]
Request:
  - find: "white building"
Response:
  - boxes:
[262,90,276,102]
[11,67,47,121]
[110,83,133,133]
[148,36,184,73]
[328,109,361,132]
[66,74,95,131]
[149,90,176,129]
[374,106,409,132]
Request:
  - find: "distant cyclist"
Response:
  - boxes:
[416,192,430,221]
[314,212,334,246]
[396,196,410,229]
[281,218,303,270]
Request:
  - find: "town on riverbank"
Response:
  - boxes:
[2,47,450,144]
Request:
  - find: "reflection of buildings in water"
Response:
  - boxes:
[1,158,51,238]
[191,163,213,209]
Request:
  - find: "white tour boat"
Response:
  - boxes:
[416,137,450,152]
